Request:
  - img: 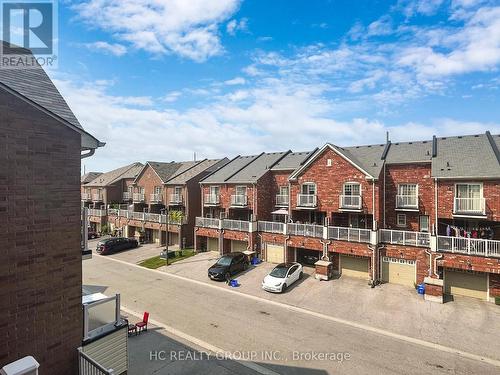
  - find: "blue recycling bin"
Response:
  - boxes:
[229,279,239,287]
[417,283,425,295]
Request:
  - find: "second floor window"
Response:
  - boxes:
[128,186,133,194]
[301,183,316,195]
[154,186,162,195]
[455,183,481,199]
[279,186,289,196]
[209,186,220,196]
[343,182,360,196]
[236,186,247,196]
[138,187,145,194]
[398,184,417,197]
[174,186,182,196]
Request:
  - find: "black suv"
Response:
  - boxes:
[96,237,138,255]
[208,252,249,281]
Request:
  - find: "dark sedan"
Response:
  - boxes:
[208,252,249,281]
[96,237,138,255]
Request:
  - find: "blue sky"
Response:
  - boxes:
[44,0,500,172]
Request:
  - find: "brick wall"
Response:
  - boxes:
[0,89,83,374]
[135,164,164,205]
[202,184,255,218]
[438,253,500,274]
[489,274,500,298]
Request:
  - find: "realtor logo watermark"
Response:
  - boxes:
[0,0,58,68]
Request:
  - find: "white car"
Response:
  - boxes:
[262,263,303,293]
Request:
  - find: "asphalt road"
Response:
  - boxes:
[83,253,499,375]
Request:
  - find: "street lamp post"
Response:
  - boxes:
[161,207,169,266]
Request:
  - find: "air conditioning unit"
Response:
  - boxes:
[1,356,39,375]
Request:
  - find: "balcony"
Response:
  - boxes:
[380,229,430,247]
[453,197,486,215]
[150,193,163,204]
[196,217,220,229]
[133,193,145,203]
[231,194,248,207]
[122,191,132,201]
[396,194,418,209]
[204,194,220,206]
[288,223,323,238]
[82,192,92,201]
[339,195,362,210]
[297,194,317,208]
[169,193,183,205]
[92,194,103,202]
[328,226,371,243]
[222,219,250,231]
[88,209,106,217]
[258,220,285,234]
[276,194,289,207]
[437,236,500,258]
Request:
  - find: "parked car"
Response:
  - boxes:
[96,237,138,255]
[88,230,100,239]
[262,263,303,293]
[208,252,249,281]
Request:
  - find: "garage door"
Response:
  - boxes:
[445,269,488,300]
[207,237,219,252]
[266,244,284,264]
[340,255,369,279]
[381,257,416,287]
[231,240,247,252]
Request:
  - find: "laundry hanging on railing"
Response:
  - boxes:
[445,224,493,240]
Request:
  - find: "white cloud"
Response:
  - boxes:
[83,41,127,56]
[73,0,241,62]
[224,77,246,85]
[226,18,248,35]
[162,91,182,102]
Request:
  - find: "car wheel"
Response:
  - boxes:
[243,262,248,271]
[299,271,303,280]
[281,284,287,293]
[225,272,231,282]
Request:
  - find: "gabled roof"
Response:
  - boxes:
[81,172,102,184]
[166,158,230,185]
[86,162,143,187]
[271,151,315,171]
[0,41,103,151]
[227,152,289,183]
[200,154,260,184]
[140,161,198,183]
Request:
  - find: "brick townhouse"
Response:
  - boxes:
[81,162,143,232]
[195,132,500,303]
[104,158,228,248]
[0,43,103,373]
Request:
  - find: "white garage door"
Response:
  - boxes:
[445,269,488,300]
[266,244,285,264]
[207,237,219,252]
[381,257,416,288]
[231,240,247,252]
[340,255,369,279]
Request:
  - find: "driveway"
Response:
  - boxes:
[156,251,500,362]
[88,237,165,264]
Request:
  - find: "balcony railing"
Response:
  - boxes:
[276,194,289,206]
[169,193,183,204]
[88,209,106,217]
[78,348,114,375]
[380,229,430,247]
[122,191,132,201]
[328,226,371,243]
[107,208,119,216]
[437,236,500,258]
[297,194,317,207]
[453,197,485,215]
[195,217,220,229]
[133,193,145,203]
[204,194,220,205]
[258,220,285,234]
[82,193,92,201]
[222,219,250,231]
[288,223,323,238]
[396,195,418,209]
[150,193,163,203]
[231,194,248,207]
[339,195,362,209]
[92,194,103,202]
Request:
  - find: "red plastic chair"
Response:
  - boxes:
[136,312,149,334]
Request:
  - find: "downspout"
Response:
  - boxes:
[368,244,377,287]
[434,253,443,278]
[425,249,432,277]
[372,179,376,230]
[434,178,438,235]
[200,184,204,217]
[288,181,292,222]
[383,163,386,228]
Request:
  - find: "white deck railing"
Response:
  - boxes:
[195,217,220,228]
[328,226,371,243]
[133,193,145,203]
[276,194,289,206]
[396,194,418,209]
[78,348,114,375]
[222,219,250,231]
[437,236,500,258]
[107,208,119,216]
[231,194,248,206]
[288,223,323,238]
[150,193,163,203]
[258,221,285,234]
[380,229,430,247]
[297,194,317,207]
[204,194,220,205]
[88,209,106,217]
[339,195,362,209]
[453,197,485,215]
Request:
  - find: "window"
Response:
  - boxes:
[455,183,481,198]
[236,186,247,196]
[326,159,332,166]
[138,187,145,194]
[301,183,316,195]
[343,182,361,196]
[279,186,289,195]
[397,214,406,227]
[419,215,429,232]
[398,184,417,196]
[174,186,182,195]
[154,186,162,195]
[209,186,220,195]
[127,186,133,194]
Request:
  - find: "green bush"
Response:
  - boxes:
[495,296,500,306]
